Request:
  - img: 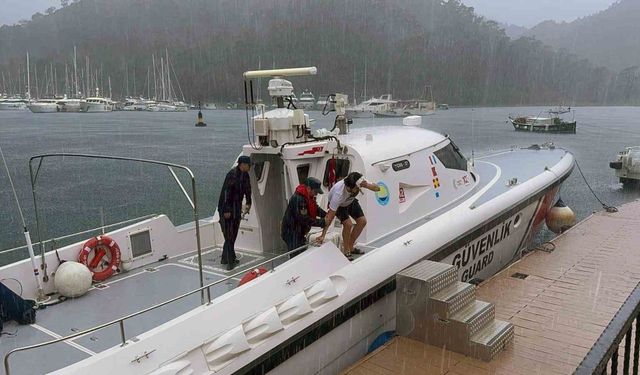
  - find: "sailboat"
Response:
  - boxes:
[146,51,188,112]
[0,66,575,375]
[0,53,31,111]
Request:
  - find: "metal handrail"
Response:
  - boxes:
[27,153,205,302]
[3,243,310,375]
[0,214,158,256]
[574,281,640,374]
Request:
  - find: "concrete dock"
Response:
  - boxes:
[342,200,640,374]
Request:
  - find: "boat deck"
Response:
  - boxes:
[0,247,283,375]
[342,199,640,374]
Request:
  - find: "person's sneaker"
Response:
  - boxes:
[344,252,354,261]
[352,248,365,255]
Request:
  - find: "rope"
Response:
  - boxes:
[574,159,618,213]
[535,241,556,253]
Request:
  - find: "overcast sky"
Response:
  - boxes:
[0,0,60,26]
[463,0,618,27]
[0,0,620,28]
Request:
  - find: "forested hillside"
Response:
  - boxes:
[526,0,640,72]
[0,0,631,105]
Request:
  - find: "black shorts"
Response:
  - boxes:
[336,200,364,223]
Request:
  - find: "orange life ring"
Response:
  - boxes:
[238,267,268,286]
[78,235,121,281]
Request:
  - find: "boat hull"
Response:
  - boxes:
[0,101,28,110]
[80,102,113,112]
[28,103,59,113]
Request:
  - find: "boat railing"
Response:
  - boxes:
[574,281,640,374]
[26,153,206,302]
[0,213,158,258]
[3,243,309,375]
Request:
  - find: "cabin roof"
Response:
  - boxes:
[340,126,447,164]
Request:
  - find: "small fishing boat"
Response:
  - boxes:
[509,110,576,133]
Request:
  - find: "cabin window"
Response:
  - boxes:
[434,142,467,171]
[297,164,310,184]
[323,158,350,187]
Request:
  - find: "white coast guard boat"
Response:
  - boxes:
[0,67,574,375]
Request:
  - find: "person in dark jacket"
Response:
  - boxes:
[217,155,252,270]
[281,177,326,257]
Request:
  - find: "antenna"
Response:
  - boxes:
[0,143,47,302]
[471,108,475,166]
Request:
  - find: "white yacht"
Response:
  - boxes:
[57,97,83,112]
[0,97,28,110]
[297,89,315,110]
[146,101,177,112]
[80,97,114,113]
[27,99,60,113]
[314,93,330,111]
[172,101,188,112]
[0,67,575,375]
[345,94,397,118]
[122,97,155,111]
[203,103,218,110]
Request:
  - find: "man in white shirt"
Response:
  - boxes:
[319,172,380,260]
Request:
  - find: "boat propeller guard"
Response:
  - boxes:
[78,235,122,281]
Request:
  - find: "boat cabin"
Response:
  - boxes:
[231,106,477,255]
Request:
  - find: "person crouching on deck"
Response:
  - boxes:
[281,177,326,257]
[217,155,252,271]
[319,172,380,260]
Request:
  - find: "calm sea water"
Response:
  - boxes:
[1,107,639,265]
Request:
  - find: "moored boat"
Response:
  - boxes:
[57,97,83,112]
[0,97,28,110]
[297,89,315,110]
[28,99,60,113]
[346,94,396,118]
[509,110,576,133]
[0,67,575,375]
[610,146,640,187]
[80,97,114,112]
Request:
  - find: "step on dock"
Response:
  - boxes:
[396,260,513,361]
[342,200,640,374]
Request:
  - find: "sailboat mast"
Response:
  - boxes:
[160,57,166,102]
[363,60,367,101]
[152,54,157,100]
[73,46,79,97]
[85,56,90,98]
[26,52,31,100]
[165,49,171,101]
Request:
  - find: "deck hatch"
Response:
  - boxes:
[130,230,152,258]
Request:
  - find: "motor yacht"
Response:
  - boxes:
[345,94,396,118]
[27,99,60,113]
[0,97,28,111]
